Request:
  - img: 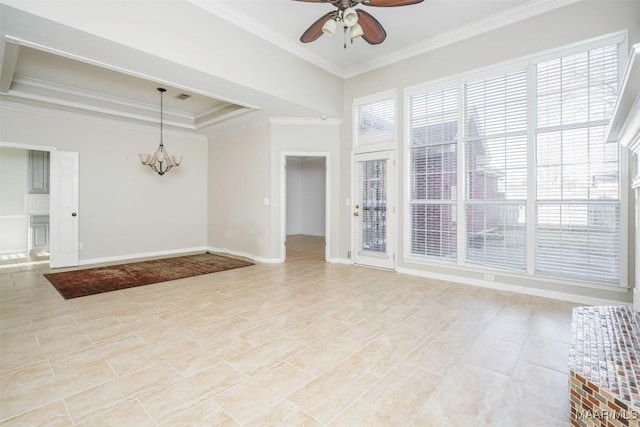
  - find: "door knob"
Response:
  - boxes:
[71,213,77,217]
[353,212,359,217]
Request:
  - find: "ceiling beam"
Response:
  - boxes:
[0,41,19,93]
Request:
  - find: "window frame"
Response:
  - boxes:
[403,31,629,289]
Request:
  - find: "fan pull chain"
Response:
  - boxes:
[343,26,347,49]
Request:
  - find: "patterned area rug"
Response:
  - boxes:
[44,252,254,299]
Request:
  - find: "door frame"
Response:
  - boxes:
[280,152,331,262]
[0,141,79,268]
[351,149,397,270]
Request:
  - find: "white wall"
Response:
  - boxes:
[286,157,326,237]
[0,147,28,253]
[286,158,303,235]
[0,106,209,262]
[0,147,27,214]
[339,0,640,303]
[208,124,272,259]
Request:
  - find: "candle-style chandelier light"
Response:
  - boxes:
[138,88,183,176]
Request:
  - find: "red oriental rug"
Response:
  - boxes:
[44,252,253,299]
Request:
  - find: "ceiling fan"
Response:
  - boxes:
[295,0,424,46]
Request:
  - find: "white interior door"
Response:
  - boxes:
[49,151,79,268]
[353,151,395,269]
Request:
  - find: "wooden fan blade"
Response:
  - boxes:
[364,0,424,6]
[356,9,386,44]
[293,0,332,2]
[300,12,335,43]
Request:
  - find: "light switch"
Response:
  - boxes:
[264,197,270,206]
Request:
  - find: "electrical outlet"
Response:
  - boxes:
[347,250,351,259]
[484,273,494,281]
[78,242,83,250]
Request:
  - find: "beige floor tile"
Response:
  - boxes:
[0,400,72,427]
[49,335,147,374]
[330,298,388,325]
[530,311,572,343]
[285,317,348,346]
[239,317,306,346]
[140,363,246,424]
[290,336,411,424]
[411,400,490,427]
[361,361,443,424]
[462,334,523,375]
[156,400,238,427]
[227,336,306,377]
[245,400,321,427]
[520,335,570,374]
[491,403,570,427]
[187,317,257,346]
[483,310,533,345]
[287,334,361,377]
[214,362,312,425]
[76,399,155,427]
[1,361,117,422]
[0,361,52,390]
[330,400,403,426]
[85,315,167,345]
[0,245,579,426]
[107,335,201,376]
[426,362,510,424]
[35,317,121,345]
[64,362,182,424]
[407,333,472,375]
[504,361,570,422]
[164,335,254,377]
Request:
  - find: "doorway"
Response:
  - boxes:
[283,154,329,262]
[0,142,79,271]
[0,146,50,271]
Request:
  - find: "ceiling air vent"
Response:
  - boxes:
[175,93,191,100]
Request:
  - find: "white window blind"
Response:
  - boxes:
[535,45,620,284]
[464,70,528,270]
[408,86,458,259]
[355,97,395,146]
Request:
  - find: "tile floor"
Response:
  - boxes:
[0,250,576,426]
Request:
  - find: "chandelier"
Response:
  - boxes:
[138,88,183,176]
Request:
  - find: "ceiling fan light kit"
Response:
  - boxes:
[297,0,424,47]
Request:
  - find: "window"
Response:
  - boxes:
[464,70,528,270]
[535,45,621,284]
[354,92,396,148]
[406,35,624,286]
[408,86,458,259]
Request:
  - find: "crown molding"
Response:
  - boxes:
[10,75,195,127]
[187,0,345,78]
[6,75,256,131]
[0,98,207,140]
[343,0,580,78]
[269,117,343,126]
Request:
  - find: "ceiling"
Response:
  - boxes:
[195,0,569,77]
[0,0,575,134]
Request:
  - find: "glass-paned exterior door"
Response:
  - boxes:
[354,151,395,269]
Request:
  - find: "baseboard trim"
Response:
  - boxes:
[207,247,282,264]
[329,258,352,265]
[396,267,630,306]
[79,246,209,267]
